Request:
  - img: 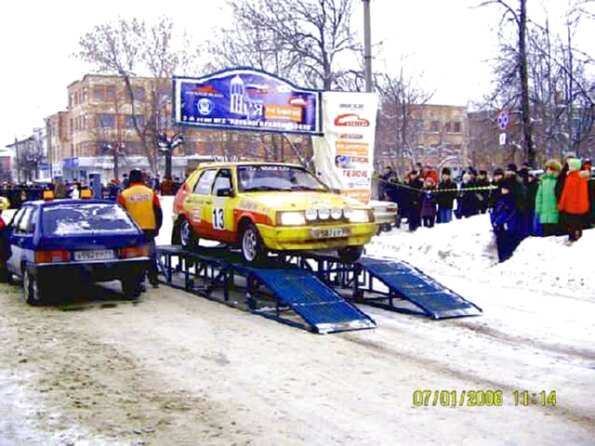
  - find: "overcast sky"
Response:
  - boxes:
[1,0,592,148]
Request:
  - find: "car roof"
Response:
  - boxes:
[196,161,304,169]
[24,199,116,208]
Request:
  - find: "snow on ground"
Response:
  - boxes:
[367,214,595,301]
[0,196,593,444]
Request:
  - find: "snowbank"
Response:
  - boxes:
[367,214,594,301]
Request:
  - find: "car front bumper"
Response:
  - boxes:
[27,258,150,283]
[256,222,377,251]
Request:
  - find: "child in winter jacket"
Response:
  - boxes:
[490,178,521,262]
[558,158,591,241]
[420,178,437,228]
[535,159,562,236]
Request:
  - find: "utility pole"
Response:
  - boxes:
[363,0,373,92]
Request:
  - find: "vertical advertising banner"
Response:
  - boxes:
[312,91,379,204]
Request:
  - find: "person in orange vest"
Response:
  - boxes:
[118,169,163,288]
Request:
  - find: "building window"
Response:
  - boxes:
[444,122,451,132]
[93,85,117,102]
[132,86,145,102]
[124,115,145,129]
[430,121,440,132]
[453,122,462,133]
[82,87,88,102]
[97,113,115,128]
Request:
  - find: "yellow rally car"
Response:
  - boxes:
[172,162,376,263]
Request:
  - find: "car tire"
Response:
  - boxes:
[179,218,199,251]
[121,275,144,299]
[240,222,267,264]
[23,269,46,305]
[337,246,364,263]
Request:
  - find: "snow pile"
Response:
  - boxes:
[366,214,499,276]
[367,214,595,301]
[491,231,594,300]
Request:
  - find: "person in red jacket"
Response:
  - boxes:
[558,158,591,241]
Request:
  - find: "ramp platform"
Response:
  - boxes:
[156,245,376,334]
[355,257,483,319]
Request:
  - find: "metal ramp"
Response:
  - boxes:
[355,257,482,319]
[156,245,376,334]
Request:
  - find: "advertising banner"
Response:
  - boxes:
[312,92,379,204]
[174,69,321,135]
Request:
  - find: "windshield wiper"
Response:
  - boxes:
[243,186,291,192]
[290,186,326,192]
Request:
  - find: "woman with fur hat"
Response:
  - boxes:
[558,158,591,241]
[535,159,562,236]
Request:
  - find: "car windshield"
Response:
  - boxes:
[237,165,327,192]
[42,203,137,236]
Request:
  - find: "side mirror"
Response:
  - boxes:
[216,187,234,197]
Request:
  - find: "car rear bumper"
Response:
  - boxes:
[27,258,150,283]
[256,222,377,251]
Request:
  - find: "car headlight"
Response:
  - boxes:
[277,211,306,226]
[305,208,318,221]
[348,209,370,223]
[318,208,330,220]
[331,208,343,219]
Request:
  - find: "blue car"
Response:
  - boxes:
[5,199,150,304]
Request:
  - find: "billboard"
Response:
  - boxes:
[312,92,379,204]
[174,68,321,135]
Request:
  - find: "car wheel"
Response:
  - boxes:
[23,269,46,305]
[240,223,267,264]
[121,275,144,299]
[337,246,364,263]
[180,218,199,250]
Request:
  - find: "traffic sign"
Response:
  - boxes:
[497,111,509,130]
[499,133,506,146]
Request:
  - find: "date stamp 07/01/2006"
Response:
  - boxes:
[412,390,557,408]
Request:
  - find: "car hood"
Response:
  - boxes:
[239,191,368,211]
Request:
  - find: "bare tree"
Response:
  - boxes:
[209,0,360,90]
[76,17,200,174]
[375,68,433,174]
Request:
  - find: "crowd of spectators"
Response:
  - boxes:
[378,157,594,262]
[0,174,185,209]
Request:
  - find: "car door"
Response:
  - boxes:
[7,206,34,275]
[185,169,217,239]
[209,168,236,243]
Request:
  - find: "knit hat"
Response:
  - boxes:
[493,168,504,176]
[544,159,562,172]
[441,167,451,175]
[506,163,518,173]
[129,169,143,183]
[567,158,581,172]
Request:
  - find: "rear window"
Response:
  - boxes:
[42,203,137,236]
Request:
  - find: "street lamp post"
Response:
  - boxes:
[362,0,373,93]
[158,132,184,180]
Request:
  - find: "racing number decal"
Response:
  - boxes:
[212,208,225,230]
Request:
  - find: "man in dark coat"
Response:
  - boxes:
[406,170,423,231]
[437,167,457,223]
[476,170,491,213]
[490,177,522,262]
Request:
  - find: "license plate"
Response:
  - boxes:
[311,227,351,239]
[73,249,115,261]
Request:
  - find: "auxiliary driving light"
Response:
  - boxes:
[330,208,343,220]
[318,208,330,220]
[305,208,318,221]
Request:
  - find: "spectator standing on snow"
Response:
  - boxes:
[420,177,437,228]
[458,173,480,218]
[504,163,529,239]
[558,158,591,242]
[582,159,594,227]
[378,166,395,200]
[406,170,423,231]
[437,167,457,223]
[476,170,490,214]
[490,177,521,262]
[535,159,562,236]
